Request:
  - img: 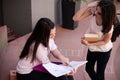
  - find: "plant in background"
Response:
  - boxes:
[64,0,87,3]
[112,0,120,2]
[112,0,116,2]
[62,0,88,30]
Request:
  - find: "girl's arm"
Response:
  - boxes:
[51,49,78,76]
[73,1,98,21]
[73,5,91,21]
[82,33,113,46]
[51,49,69,65]
[36,44,51,64]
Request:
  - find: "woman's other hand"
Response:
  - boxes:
[81,37,89,46]
[66,67,78,76]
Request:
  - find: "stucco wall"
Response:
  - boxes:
[0,25,8,58]
[0,33,30,80]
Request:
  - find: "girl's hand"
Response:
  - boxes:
[81,37,89,46]
[61,56,70,66]
[51,49,70,65]
[66,67,78,76]
[61,57,70,66]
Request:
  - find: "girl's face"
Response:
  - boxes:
[50,27,56,39]
[95,6,102,26]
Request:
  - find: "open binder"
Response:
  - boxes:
[43,61,87,77]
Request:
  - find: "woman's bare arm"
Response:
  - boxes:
[73,1,98,21]
[73,5,91,21]
[51,49,69,65]
[81,33,113,46]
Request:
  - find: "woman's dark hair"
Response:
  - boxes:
[98,0,116,34]
[19,18,55,62]
[111,16,120,42]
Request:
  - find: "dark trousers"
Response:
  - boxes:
[17,70,74,80]
[85,49,112,80]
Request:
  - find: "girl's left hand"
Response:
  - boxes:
[81,38,89,46]
[66,67,78,76]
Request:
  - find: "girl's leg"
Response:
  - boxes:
[96,49,112,80]
[85,49,97,80]
[32,71,74,80]
[17,70,57,80]
[58,75,74,80]
[17,72,32,80]
[31,71,58,80]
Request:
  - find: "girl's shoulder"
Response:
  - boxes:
[108,25,114,34]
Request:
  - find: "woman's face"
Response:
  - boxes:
[95,6,102,26]
[50,27,56,39]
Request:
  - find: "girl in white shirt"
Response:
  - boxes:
[73,0,116,80]
[16,18,76,80]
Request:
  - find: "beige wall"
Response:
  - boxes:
[114,37,120,80]
[0,25,8,58]
[0,33,30,80]
[31,0,55,29]
[0,25,8,80]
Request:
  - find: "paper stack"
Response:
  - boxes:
[84,33,99,42]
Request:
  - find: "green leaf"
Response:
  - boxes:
[64,0,88,3]
[82,0,87,3]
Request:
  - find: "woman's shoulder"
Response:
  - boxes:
[108,25,114,33]
[37,43,47,51]
[49,39,55,44]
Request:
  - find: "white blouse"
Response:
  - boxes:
[16,39,57,74]
[88,16,113,52]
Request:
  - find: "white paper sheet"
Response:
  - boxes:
[43,61,87,77]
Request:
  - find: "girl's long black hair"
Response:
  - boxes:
[98,0,116,34]
[19,18,54,62]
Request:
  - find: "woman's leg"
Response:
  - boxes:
[17,72,32,80]
[96,49,112,80]
[58,75,74,80]
[85,49,97,80]
[17,71,58,80]
[67,76,74,80]
[31,70,58,80]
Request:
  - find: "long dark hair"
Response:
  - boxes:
[98,0,116,34]
[19,18,55,62]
